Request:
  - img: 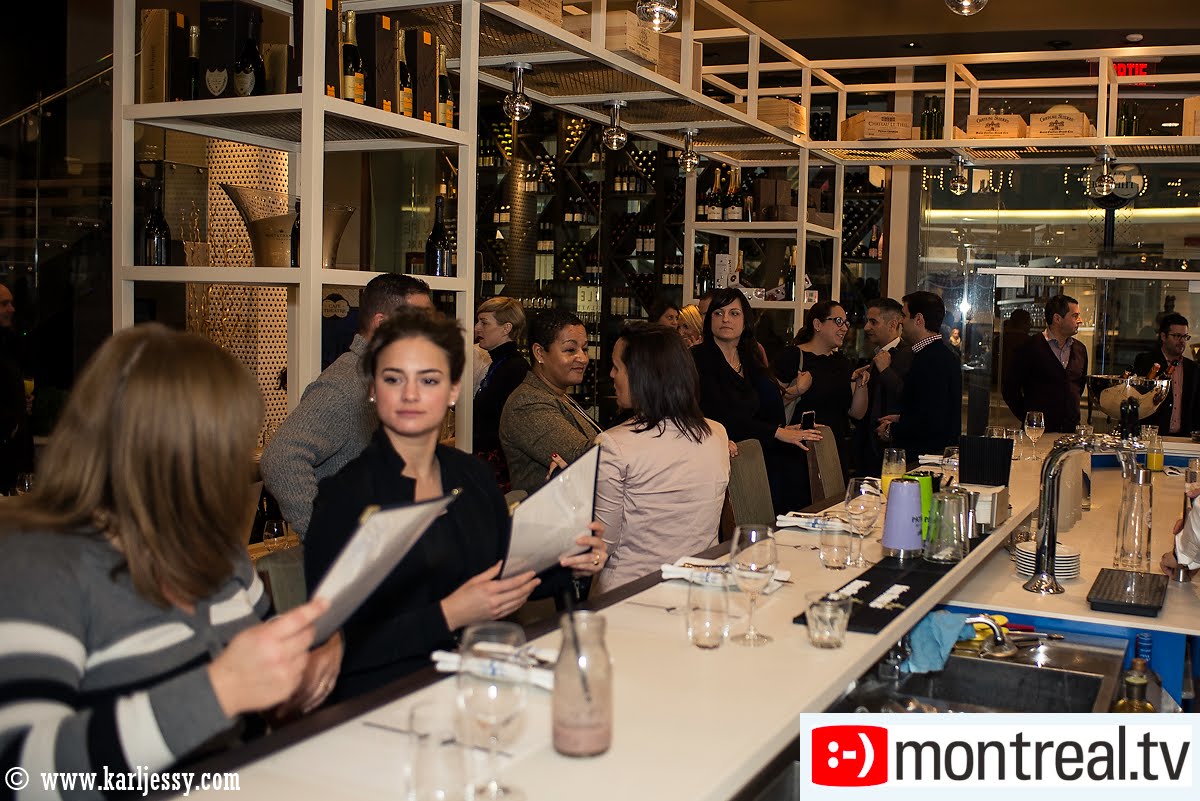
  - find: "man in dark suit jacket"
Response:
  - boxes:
[877,291,961,458]
[1132,312,1199,436]
[851,298,914,475]
[1001,294,1087,433]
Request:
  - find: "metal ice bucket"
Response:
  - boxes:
[1087,374,1171,420]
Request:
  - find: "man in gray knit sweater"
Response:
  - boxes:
[261,274,433,537]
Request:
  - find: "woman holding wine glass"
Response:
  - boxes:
[1024,410,1046,461]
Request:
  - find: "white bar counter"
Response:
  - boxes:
[180,458,1200,800]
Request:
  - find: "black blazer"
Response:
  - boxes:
[304,430,567,702]
[473,341,529,453]
[853,340,914,475]
[890,340,962,458]
[1132,348,1200,436]
[1001,334,1088,433]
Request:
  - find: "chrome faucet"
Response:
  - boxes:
[962,614,1017,658]
[1024,433,1142,594]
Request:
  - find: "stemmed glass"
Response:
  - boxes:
[456,622,529,801]
[844,478,883,568]
[728,525,777,647]
[262,520,285,552]
[1024,411,1046,461]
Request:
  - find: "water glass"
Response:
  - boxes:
[13,473,34,495]
[457,622,528,801]
[1006,428,1024,461]
[923,492,966,564]
[728,525,777,647]
[262,520,286,552]
[844,478,882,568]
[805,592,853,649]
[819,530,853,570]
[409,701,467,801]
[686,574,730,649]
[1140,424,1159,442]
[881,448,907,497]
[941,446,960,485]
[984,426,1007,438]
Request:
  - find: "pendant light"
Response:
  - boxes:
[945,0,988,16]
[949,155,970,196]
[1092,154,1116,196]
[679,128,700,173]
[502,62,533,121]
[602,100,628,151]
[636,0,679,33]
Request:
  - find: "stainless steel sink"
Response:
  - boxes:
[831,634,1126,713]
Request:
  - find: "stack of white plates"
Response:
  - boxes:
[1015,540,1081,579]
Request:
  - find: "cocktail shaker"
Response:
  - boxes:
[881,477,924,559]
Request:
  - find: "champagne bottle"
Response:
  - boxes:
[437,43,454,127]
[342,11,364,103]
[234,12,266,97]
[706,168,723,222]
[397,30,413,117]
[724,167,743,222]
[187,25,202,101]
[426,196,454,277]
[142,181,171,266]
[289,199,300,269]
[784,245,796,301]
[696,244,713,296]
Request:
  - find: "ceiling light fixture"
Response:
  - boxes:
[679,128,700,173]
[949,155,970,196]
[636,0,679,33]
[502,62,533,121]
[945,0,988,16]
[1092,154,1116,197]
[602,99,628,151]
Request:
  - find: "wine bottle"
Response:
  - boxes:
[706,168,723,222]
[426,195,454,277]
[1129,102,1139,137]
[437,43,454,127]
[142,181,171,267]
[783,245,796,301]
[397,30,413,117]
[342,11,364,103]
[234,11,266,97]
[696,244,713,296]
[724,166,743,222]
[290,199,300,269]
[187,25,202,101]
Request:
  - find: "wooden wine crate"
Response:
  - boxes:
[655,34,703,91]
[507,0,562,26]
[1029,111,1094,138]
[1184,96,1200,136]
[731,99,808,138]
[840,111,913,141]
[965,114,1027,139]
[563,11,659,65]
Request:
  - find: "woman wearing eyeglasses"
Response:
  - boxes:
[774,300,867,467]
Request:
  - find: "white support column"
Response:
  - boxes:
[747,34,760,118]
[889,66,915,298]
[1097,56,1112,137]
[112,0,135,331]
[684,167,697,304]
[293,0,326,405]
[456,0,481,452]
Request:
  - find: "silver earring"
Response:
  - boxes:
[368,396,375,403]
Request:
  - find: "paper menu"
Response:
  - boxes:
[310,491,458,643]
[503,446,600,577]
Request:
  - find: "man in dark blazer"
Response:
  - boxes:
[1002,294,1087,433]
[851,298,914,475]
[877,291,961,458]
[1132,312,1199,436]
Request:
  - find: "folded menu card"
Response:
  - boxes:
[310,491,458,643]
[503,445,600,577]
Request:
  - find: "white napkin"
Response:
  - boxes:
[917,454,944,465]
[775,514,851,532]
[431,648,557,691]
[661,556,791,594]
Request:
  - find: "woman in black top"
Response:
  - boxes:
[774,300,867,466]
[691,288,822,515]
[473,297,530,489]
[305,310,608,703]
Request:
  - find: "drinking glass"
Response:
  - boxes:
[805,591,853,649]
[844,478,882,568]
[1024,411,1045,460]
[1140,424,1159,442]
[881,448,906,498]
[409,701,467,801]
[923,492,966,563]
[728,525,777,647]
[262,520,286,552]
[819,530,852,570]
[984,426,1007,438]
[457,622,529,801]
[13,473,34,495]
[1185,458,1200,518]
[941,446,960,486]
[1006,428,1024,461]
[686,573,730,649]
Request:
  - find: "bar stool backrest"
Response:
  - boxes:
[807,424,845,505]
[727,438,775,527]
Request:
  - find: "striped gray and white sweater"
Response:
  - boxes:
[0,529,270,800]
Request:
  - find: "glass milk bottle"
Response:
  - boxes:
[1114,467,1153,572]
[553,612,612,757]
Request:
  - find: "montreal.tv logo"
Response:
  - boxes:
[812,726,889,786]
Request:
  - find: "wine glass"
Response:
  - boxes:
[1024,411,1046,461]
[844,478,882,568]
[728,525,777,647]
[456,622,529,801]
[14,473,34,496]
[262,520,285,552]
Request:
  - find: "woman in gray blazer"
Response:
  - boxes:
[500,309,601,495]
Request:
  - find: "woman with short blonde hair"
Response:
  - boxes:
[679,304,703,347]
[1,324,332,786]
